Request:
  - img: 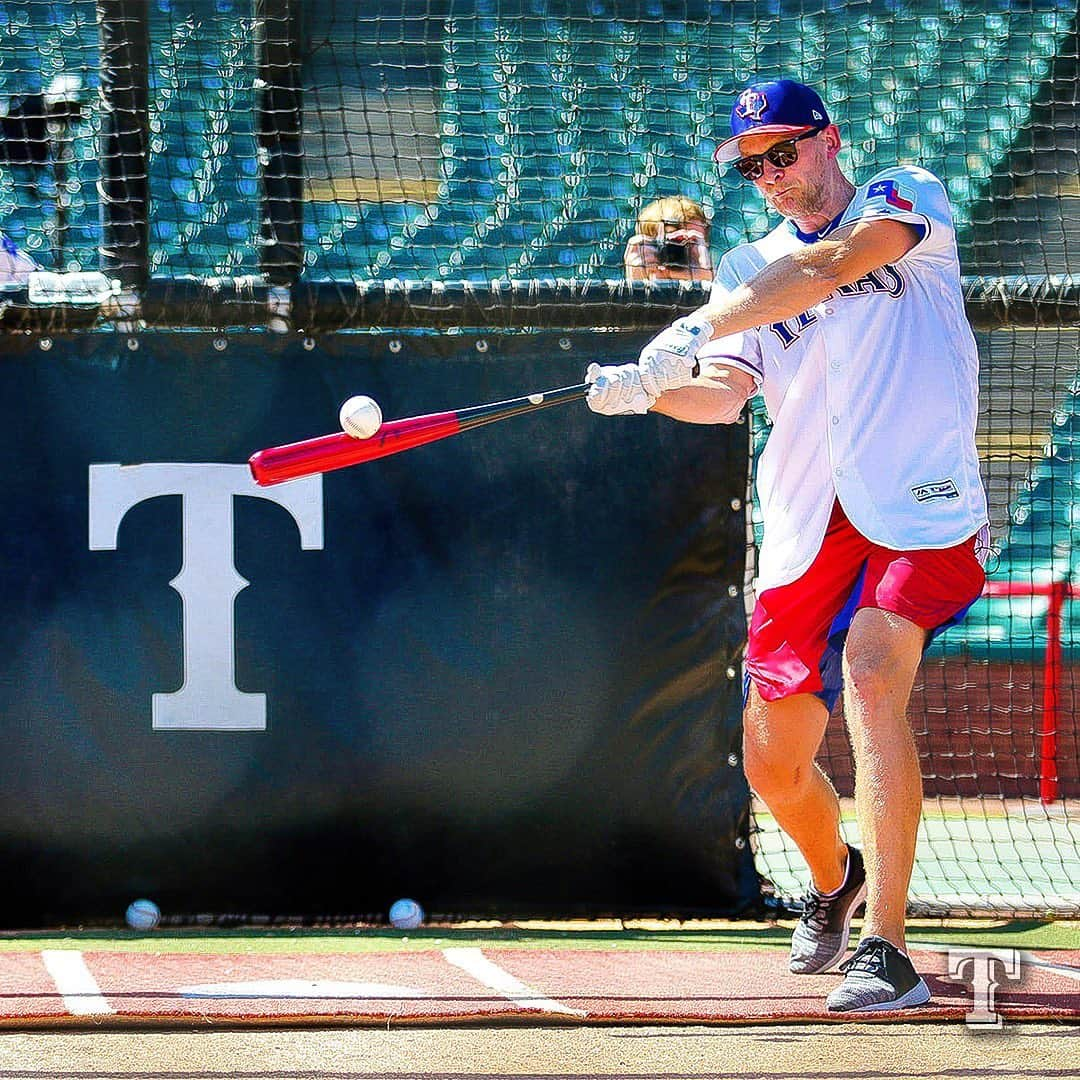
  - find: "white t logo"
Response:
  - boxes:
[88,463,323,731]
[947,947,1022,1028]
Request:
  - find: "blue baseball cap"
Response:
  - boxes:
[714,79,830,163]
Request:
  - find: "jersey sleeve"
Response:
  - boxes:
[694,251,764,390]
[849,165,956,264]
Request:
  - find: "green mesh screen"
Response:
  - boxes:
[301,0,1074,281]
[0,0,1077,917]
[148,1,260,277]
[0,1,99,270]
[0,0,1073,279]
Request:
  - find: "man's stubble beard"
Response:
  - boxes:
[766,172,831,222]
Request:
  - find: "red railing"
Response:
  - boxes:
[981,578,1078,804]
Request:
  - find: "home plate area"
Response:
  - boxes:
[4,946,1078,1027]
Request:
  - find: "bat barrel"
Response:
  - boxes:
[250,413,462,485]
[249,432,355,486]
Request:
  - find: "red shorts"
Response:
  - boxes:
[745,501,986,710]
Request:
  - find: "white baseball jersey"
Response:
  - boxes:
[697,164,988,591]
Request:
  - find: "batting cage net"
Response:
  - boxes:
[0,0,1077,918]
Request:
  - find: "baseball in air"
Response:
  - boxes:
[388,898,425,930]
[125,898,161,931]
[339,395,383,439]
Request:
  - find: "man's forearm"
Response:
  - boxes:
[699,246,842,340]
[651,365,759,424]
[623,224,912,411]
[696,218,922,341]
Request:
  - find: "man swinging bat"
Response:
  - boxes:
[585,79,989,1012]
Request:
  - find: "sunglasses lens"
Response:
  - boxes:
[766,142,799,168]
[731,129,820,180]
[734,157,762,180]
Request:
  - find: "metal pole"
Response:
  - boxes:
[97,0,149,292]
[255,0,304,286]
[1039,581,1066,805]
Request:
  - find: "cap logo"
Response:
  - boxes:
[735,89,769,123]
[812,110,824,120]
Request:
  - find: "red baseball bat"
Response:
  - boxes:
[249,381,589,486]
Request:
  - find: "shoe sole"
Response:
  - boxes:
[792,879,868,975]
[827,977,932,1013]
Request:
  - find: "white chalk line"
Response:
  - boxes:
[442,947,586,1016]
[41,950,114,1015]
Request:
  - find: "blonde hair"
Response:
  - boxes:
[636,196,709,239]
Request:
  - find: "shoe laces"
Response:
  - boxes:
[838,937,891,976]
[799,890,829,931]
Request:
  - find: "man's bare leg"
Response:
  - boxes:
[841,608,927,950]
[742,686,847,892]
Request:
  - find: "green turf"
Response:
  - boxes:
[0,919,1075,954]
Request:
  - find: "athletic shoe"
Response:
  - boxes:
[825,935,932,1012]
[789,844,867,974]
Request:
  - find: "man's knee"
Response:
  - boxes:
[843,647,922,726]
[843,610,926,718]
[742,740,815,802]
[842,651,897,715]
[742,690,828,801]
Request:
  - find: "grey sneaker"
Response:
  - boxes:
[826,935,931,1012]
[789,845,867,974]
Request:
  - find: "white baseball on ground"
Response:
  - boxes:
[339,395,383,439]
[388,898,424,930]
[125,898,161,931]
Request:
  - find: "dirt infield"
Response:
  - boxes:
[0,1023,1078,1080]
[0,924,1076,1080]
[4,942,1077,1029]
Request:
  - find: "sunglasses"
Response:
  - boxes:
[731,128,824,181]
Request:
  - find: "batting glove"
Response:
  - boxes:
[585,362,656,415]
[637,317,714,398]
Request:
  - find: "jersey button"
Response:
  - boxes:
[824,307,835,315]
[834,467,844,478]
[832,415,840,425]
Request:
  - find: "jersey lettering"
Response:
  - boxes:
[768,308,818,347]
[768,264,905,348]
[833,264,905,299]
